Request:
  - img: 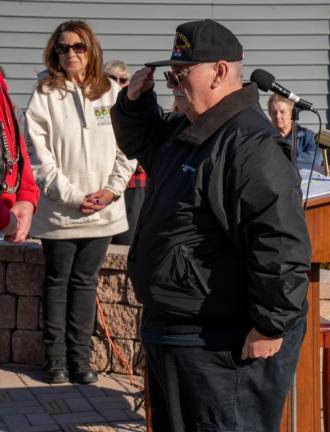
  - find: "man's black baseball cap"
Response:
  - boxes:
[145,19,243,68]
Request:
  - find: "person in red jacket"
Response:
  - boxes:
[0,70,39,242]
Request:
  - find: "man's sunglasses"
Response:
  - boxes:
[54,43,87,55]
[108,74,129,85]
[163,64,203,87]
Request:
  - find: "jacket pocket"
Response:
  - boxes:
[150,244,210,298]
[179,245,210,295]
[40,196,102,228]
[61,211,101,226]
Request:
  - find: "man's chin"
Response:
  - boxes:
[174,96,188,113]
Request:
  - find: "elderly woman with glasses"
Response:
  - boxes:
[26,20,135,384]
[104,59,130,87]
[268,93,322,168]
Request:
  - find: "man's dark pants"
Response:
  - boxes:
[144,320,306,432]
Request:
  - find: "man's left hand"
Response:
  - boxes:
[5,201,34,243]
[241,327,283,360]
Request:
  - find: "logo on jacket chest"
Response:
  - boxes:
[181,163,196,173]
[94,105,111,126]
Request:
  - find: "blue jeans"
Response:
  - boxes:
[41,237,110,365]
[144,319,306,432]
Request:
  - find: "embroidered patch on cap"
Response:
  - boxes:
[172,32,191,58]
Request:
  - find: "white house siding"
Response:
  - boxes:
[0,0,329,130]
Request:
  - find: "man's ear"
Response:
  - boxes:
[217,61,230,79]
[211,61,228,88]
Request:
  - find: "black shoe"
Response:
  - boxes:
[69,363,98,384]
[43,358,69,384]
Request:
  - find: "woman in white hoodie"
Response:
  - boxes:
[26,20,135,385]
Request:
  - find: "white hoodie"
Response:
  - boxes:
[26,79,136,239]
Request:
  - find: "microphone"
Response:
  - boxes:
[250,69,315,112]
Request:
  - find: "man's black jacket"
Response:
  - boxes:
[110,83,311,337]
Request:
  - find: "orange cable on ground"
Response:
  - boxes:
[96,295,153,430]
[96,296,142,388]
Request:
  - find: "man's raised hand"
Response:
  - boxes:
[127,67,155,101]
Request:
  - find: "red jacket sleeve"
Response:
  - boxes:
[16,134,39,210]
[0,200,10,230]
[0,74,39,210]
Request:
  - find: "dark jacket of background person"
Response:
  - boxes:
[0,73,39,232]
[106,59,147,245]
[111,82,311,338]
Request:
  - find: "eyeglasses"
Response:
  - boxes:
[54,43,87,55]
[163,64,203,87]
[108,74,129,85]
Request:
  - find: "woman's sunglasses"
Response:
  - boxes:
[108,74,129,85]
[54,43,87,55]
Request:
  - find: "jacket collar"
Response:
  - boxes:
[177,82,259,146]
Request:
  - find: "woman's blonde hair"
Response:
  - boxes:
[267,93,294,115]
[37,20,110,100]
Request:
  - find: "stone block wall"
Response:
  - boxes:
[1,239,329,378]
[0,241,143,376]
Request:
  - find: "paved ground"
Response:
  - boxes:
[0,364,146,432]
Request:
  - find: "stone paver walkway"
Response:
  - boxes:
[0,364,146,432]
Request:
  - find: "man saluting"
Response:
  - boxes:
[111,19,311,432]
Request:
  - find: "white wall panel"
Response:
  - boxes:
[0,0,329,130]
[1,18,329,35]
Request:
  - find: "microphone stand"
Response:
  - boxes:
[290,105,298,432]
[290,107,299,165]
